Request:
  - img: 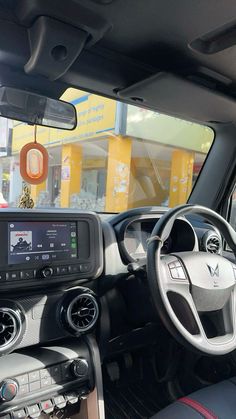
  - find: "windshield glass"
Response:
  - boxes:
[0,88,214,212]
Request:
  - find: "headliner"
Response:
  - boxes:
[1,0,236,124]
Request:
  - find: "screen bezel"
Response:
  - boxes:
[0,210,103,288]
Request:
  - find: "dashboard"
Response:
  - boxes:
[113,213,199,264]
[0,207,223,419]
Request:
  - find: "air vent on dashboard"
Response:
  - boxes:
[68,294,99,333]
[202,231,222,254]
[0,308,22,350]
[61,288,99,335]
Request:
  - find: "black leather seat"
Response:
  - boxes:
[151,378,236,418]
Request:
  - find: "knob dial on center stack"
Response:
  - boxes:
[0,379,18,401]
[71,359,89,378]
[41,267,53,278]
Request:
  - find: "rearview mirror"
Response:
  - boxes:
[0,87,77,130]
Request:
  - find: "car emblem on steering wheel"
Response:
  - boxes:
[207,264,219,277]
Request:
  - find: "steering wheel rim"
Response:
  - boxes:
[147,204,236,355]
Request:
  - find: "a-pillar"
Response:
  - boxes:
[105,136,132,212]
[60,144,82,208]
[169,150,194,207]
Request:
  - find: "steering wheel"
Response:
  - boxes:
[147,204,236,355]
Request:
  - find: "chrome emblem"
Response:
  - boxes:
[207,264,219,277]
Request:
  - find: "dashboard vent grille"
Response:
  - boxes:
[0,309,21,349]
[67,294,99,333]
[204,233,222,254]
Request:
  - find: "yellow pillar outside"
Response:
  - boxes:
[105,136,132,212]
[31,181,46,205]
[169,150,194,207]
[60,144,82,208]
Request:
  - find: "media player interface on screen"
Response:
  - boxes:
[8,221,78,264]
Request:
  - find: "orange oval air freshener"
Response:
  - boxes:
[20,127,48,185]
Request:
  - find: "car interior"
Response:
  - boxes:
[1,1,236,418]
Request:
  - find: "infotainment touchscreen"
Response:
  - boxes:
[8,221,78,265]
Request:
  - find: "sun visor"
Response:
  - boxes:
[118,72,236,123]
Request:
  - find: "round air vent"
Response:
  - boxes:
[0,308,22,350]
[68,294,99,333]
[202,231,222,254]
[61,288,99,334]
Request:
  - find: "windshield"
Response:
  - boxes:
[0,88,214,212]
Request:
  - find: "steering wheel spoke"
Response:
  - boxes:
[160,255,207,340]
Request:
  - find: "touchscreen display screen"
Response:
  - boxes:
[8,221,78,265]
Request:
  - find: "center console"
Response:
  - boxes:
[0,339,96,419]
[0,210,105,419]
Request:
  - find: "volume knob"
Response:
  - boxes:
[71,359,89,378]
[41,267,53,278]
[0,379,18,402]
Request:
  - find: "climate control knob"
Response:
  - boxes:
[41,267,53,278]
[0,379,18,402]
[71,359,89,378]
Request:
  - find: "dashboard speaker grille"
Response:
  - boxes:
[67,293,99,333]
[0,308,21,349]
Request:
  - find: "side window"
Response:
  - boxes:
[229,189,236,232]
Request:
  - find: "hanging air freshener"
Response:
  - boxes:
[20,126,48,184]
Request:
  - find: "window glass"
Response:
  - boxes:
[0,88,214,212]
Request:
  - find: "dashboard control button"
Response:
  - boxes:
[68,265,79,274]
[169,260,186,280]
[168,262,176,269]
[18,384,29,396]
[39,369,50,380]
[0,380,18,401]
[41,400,54,414]
[12,409,26,419]
[71,359,89,378]
[7,272,19,281]
[29,371,40,383]
[61,362,72,380]
[50,365,61,382]
[27,405,40,419]
[57,266,68,275]
[169,268,179,279]
[79,263,91,273]
[16,374,29,385]
[65,392,79,404]
[29,381,40,392]
[41,267,53,278]
[0,273,6,281]
[78,388,89,399]
[41,377,52,387]
[50,365,60,377]
[177,267,186,280]
[53,395,66,409]
[20,270,35,280]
